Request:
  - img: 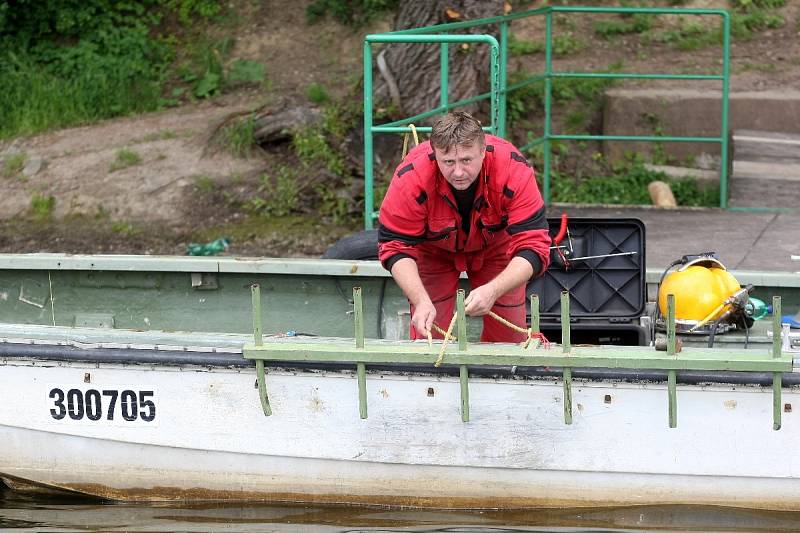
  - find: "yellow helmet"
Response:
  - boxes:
[658,260,740,323]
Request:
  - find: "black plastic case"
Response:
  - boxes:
[526,217,647,345]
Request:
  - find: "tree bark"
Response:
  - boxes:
[373,0,504,122]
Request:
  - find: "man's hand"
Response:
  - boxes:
[465,256,534,316]
[464,282,498,316]
[411,299,436,338]
[390,257,437,338]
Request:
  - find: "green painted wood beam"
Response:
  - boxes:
[563,367,573,425]
[773,372,782,430]
[460,364,470,422]
[243,342,792,372]
[357,362,368,419]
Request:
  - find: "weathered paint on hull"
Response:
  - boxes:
[2,357,800,509]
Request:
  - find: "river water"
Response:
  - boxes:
[3,485,800,532]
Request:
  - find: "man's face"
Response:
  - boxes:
[434,142,486,191]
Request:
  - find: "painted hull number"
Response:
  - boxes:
[49,388,156,422]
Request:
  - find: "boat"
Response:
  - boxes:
[0,251,799,510]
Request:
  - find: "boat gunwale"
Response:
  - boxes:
[2,341,799,388]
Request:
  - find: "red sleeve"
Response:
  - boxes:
[377,163,428,270]
[502,154,551,276]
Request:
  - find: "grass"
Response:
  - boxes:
[111,220,140,236]
[193,175,216,193]
[247,167,299,217]
[109,149,142,172]
[30,193,55,221]
[306,83,330,105]
[550,163,719,207]
[220,114,257,157]
[141,130,178,142]
[2,153,26,179]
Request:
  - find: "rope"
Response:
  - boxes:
[432,323,456,340]
[431,307,550,367]
[401,123,419,160]
[488,311,551,349]
[434,313,458,367]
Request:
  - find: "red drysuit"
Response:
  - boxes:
[378,135,551,342]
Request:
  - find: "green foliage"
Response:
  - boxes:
[0,1,173,139]
[110,149,142,172]
[111,220,140,236]
[30,192,55,221]
[643,17,721,51]
[306,83,330,104]
[220,114,257,157]
[293,127,346,176]
[178,38,265,98]
[227,59,266,86]
[315,183,353,225]
[594,13,652,39]
[166,0,223,24]
[552,32,584,56]
[194,175,216,193]
[141,130,178,142]
[507,65,619,123]
[508,34,543,56]
[306,0,399,26]
[551,163,718,207]
[248,167,299,217]
[1,152,25,178]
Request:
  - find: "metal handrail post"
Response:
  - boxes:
[719,11,731,209]
[498,20,509,138]
[363,40,375,230]
[543,10,553,205]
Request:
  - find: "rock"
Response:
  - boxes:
[22,156,44,177]
[648,180,677,208]
[253,106,323,144]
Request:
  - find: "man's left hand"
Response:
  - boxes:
[464,283,498,316]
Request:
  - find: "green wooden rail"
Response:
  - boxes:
[363,6,732,228]
[244,285,790,430]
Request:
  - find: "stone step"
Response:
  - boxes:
[729,130,800,209]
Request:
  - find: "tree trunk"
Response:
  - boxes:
[373,0,504,122]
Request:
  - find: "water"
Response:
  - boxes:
[4,485,800,532]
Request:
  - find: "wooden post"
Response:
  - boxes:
[563,367,573,424]
[251,284,263,346]
[353,287,367,419]
[773,296,782,358]
[460,364,470,422]
[530,294,540,334]
[561,291,570,353]
[251,283,271,416]
[358,362,368,420]
[668,370,677,428]
[667,294,676,356]
[354,287,364,349]
[457,289,467,351]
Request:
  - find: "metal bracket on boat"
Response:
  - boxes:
[243,286,790,430]
[251,284,272,416]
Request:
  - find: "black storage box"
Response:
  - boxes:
[526,217,648,346]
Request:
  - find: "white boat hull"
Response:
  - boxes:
[2,354,800,509]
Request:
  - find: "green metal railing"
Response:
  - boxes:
[363,6,731,228]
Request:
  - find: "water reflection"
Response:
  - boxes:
[3,485,800,532]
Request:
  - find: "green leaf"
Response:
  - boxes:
[193,71,220,98]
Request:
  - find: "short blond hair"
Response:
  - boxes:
[430,112,485,151]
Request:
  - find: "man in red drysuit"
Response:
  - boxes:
[378,112,551,342]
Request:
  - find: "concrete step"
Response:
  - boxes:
[729,130,800,209]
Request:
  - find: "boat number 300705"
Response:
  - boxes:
[48,388,156,422]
